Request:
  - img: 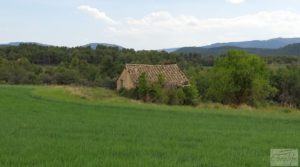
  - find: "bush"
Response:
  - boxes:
[165,88,179,105]
[95,76,116,89]
[182,84,199,105]
[38,73,54,84]
[118,88,138,99]
[281,109,292,113]
[271,66,300,108]
[54,68,79,84]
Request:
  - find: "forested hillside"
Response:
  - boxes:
[0,44,214,87]
[0,44,299,108]
[175,43,300,57]
[202,37,300,49]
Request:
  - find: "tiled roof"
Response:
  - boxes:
[125,64,189,87]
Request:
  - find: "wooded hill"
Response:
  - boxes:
[0,44,299,107]
[175,43,300,57]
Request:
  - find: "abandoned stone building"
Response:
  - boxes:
[116,64,189,90]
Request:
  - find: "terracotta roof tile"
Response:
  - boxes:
[125,64,189,87]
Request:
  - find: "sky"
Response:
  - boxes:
[1,0,300,50]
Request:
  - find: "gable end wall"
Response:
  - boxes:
[117,69,135,90]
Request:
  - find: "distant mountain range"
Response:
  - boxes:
[0,42,123,50]
[2,37,300,57]
[174,43,300,57]
[202,38,300,49]
[0,42,51,48]
[165,38,300,57]
[164,37,300,53]
[160,48,179,53]
[83,43,124,50]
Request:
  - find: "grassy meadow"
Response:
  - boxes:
[0,85,299,167]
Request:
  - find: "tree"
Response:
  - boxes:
[207,50,276,106]
[149,74,165,103]
[137,73,150,102]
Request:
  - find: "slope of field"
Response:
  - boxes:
[0,85,299,167]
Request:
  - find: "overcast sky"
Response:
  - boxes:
[1,0,300,50]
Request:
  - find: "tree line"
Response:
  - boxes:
[0,44,299,108]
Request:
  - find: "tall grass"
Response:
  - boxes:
[0,85,299,167]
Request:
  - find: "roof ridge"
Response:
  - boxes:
[125,64,178,66]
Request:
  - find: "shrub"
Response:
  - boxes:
[38,73,54,84]
[271,66,300,108]
[182,84,199,105]
[118,88,138,99]
[137,73,151,102]
[281,109,292,113]
[54,68,79,84]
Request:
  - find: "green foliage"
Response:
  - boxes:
[271,65,300,108]
[0,44,298,108]
[164,88,179,105]
[0,44,213,88]
[157,73,165,86]
[133,73,199,106]
[148,74,165,103]
[207,50,276,106]
[175,42,300,58]
[118,88,138,99]
[194,69,210,101]
[137,73,151,102]
[182,84,199,105]
[149,83,163,103]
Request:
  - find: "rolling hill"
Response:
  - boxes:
[168,37,300,55]
[175,43,300,57]
[2,38,300,57]
[202,37,300,49]
[0,42,123,50]
[83,43,124,50]
[0,42,50,48]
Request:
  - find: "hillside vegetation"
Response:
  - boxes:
[202,37,300,49]
[175,43,300,58]
[0,44,299,108]
[0,85,299,167]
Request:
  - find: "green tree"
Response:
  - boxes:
[183,84,199,105]
[207,50,276,106]
[149,74,165,103]
[137,73,150,102]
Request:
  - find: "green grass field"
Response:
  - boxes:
[0,85,299,167]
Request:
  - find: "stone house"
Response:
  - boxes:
[116,64,189,90]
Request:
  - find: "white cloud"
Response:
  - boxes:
[78,6,300,50]
[78,5,116,25]
[110,10,300,49]
[227,0,246,4]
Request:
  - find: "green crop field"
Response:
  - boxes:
[0,85,299,167]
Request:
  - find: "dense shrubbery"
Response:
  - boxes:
[271,66,300,108]
[119,73,199,106]
[0,44,299,108]
[191,51,299,108]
